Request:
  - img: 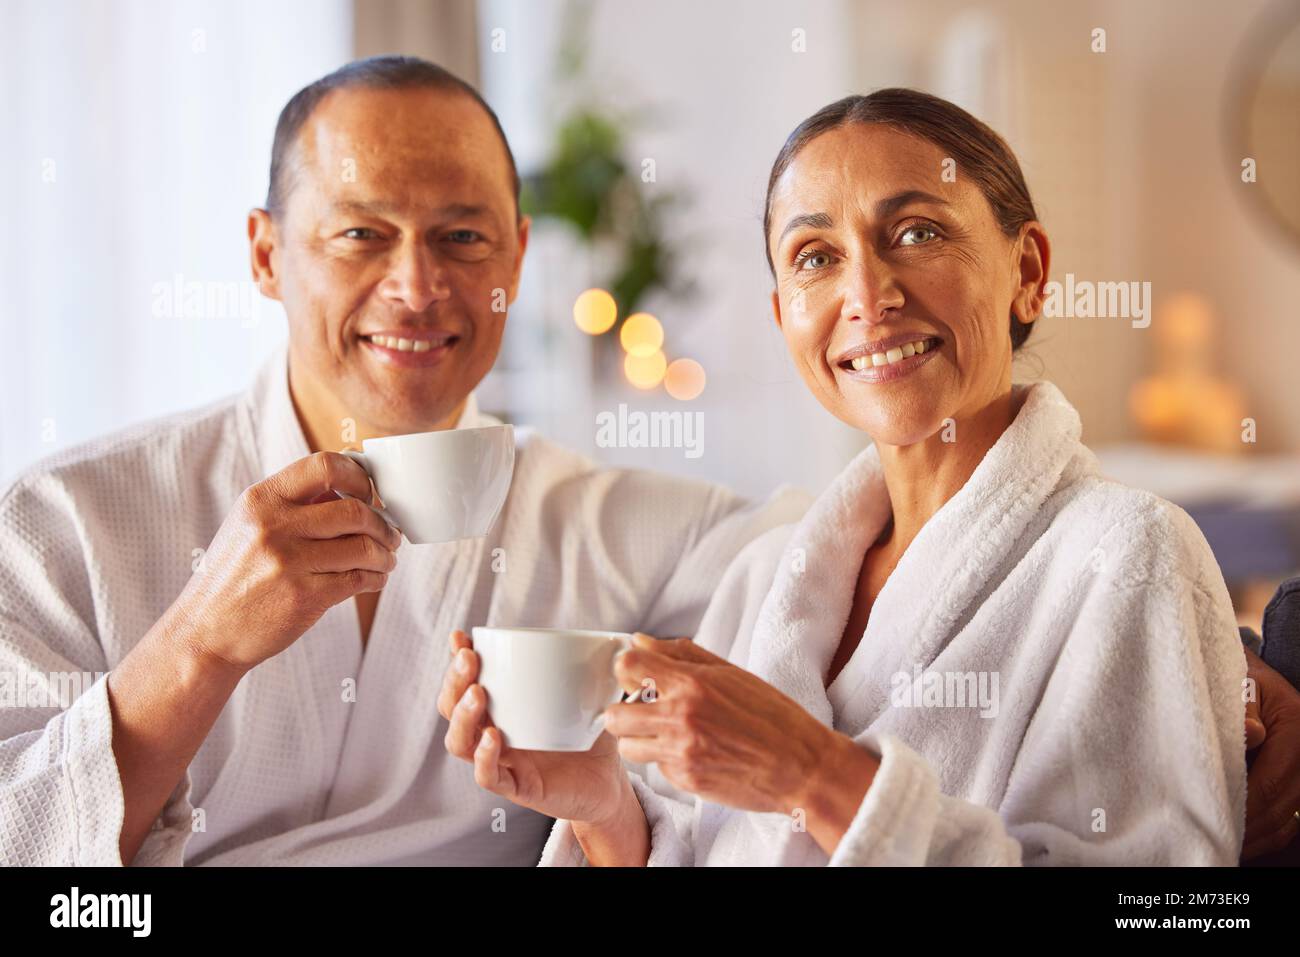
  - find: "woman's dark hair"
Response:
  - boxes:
[763,88,1040,352]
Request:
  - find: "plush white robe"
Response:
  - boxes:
[0,340,809,866]
[541,380,1248,866]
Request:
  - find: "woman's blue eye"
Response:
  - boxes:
[899,225,937,246]
[798,251,832,270]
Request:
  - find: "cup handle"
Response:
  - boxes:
[339,450,403,537]
[590,636,642,737]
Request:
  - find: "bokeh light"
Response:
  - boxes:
[664,358,706,400]
[624,350,667,389]
[619,312,664,357]
[573,288,617,335]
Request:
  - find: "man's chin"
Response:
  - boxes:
[359,395,469,436]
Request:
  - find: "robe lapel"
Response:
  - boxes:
[707,381,1091,865]
[826,381,1091,733]
[321,535,482,819]
[237,340,496,832]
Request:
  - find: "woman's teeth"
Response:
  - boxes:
[365,335,437,353]
[847,337,934,371]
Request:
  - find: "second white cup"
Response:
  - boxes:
[470,627,633,751]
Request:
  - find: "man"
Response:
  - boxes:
[0,56,806,866]
[0,56,1295,866]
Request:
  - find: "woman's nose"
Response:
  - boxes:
[839,257,904,324]
[378,241,451,313]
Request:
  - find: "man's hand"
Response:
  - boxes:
[1243,646,1300,861]
[168,451,402,674]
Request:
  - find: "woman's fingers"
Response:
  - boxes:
[616,734,671,766]
[436,632,478,721]
[473,726,514,796]
[444,683,489,758]
[614,644,692,697]
[603,699,675,738]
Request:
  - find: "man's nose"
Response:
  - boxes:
[839,254,904,325]
[377,241,451,313]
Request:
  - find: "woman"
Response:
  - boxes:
[438,88,1247,865]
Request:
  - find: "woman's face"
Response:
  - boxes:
[767,123,1046,446]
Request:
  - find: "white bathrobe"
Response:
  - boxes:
[0,340,809,866]
[541,379,1248,866]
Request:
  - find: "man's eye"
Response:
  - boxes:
[446,230,483,244]
[898,225,938,246]
[342,228,379,240]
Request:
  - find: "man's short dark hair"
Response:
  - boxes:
[264,55,521,220]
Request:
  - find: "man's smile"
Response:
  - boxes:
[359,329,460,367]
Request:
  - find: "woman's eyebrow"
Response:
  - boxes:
[874,190,950,218]
[777,212,834,246]
[777,190,951,247]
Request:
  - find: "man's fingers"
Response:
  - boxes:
[317,568,388,598]
[300,493,402,549]
[1245,698,1266,750]
[437,644,479,721]
[301,534,398,575]
[1243,811,1300,860]
[1244,732,1300,851]
[444,683,489,758]
[271,451,376,506]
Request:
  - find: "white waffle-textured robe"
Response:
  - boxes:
[0,341,809,865]
[541,380,1248,866]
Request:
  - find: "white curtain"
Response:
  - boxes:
[0,0,353,482]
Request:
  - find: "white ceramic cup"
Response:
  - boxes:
[341,424,514,545]
[470,627,634,752]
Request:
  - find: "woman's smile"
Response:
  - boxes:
[833,334,944,383]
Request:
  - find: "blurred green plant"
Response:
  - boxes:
[520,0,692,321]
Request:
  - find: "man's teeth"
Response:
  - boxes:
[366,334,445,352]
[848,337,932,371]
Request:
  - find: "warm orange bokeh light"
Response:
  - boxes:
[573,288,618,335]
[664,358,706,400]
[619,312,664,357]
[624,350,667,389]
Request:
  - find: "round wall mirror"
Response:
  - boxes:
[1233,2,1300,250]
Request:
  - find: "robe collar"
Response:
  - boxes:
[709,379,1100,865]
[747,379,1100,730]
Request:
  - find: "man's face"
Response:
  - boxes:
[251,85,528,436]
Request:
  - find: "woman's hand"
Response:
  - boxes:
[605,633,880,856]
[436,630,649,864]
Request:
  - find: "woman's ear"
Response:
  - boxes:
[1012,221,1050,324]
[771,289,783,331]
[248,208,281,301]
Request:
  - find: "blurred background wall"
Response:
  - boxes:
[2,0,1297,623]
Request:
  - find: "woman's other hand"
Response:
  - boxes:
[606,633,879,856]
[436,630,648,864]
